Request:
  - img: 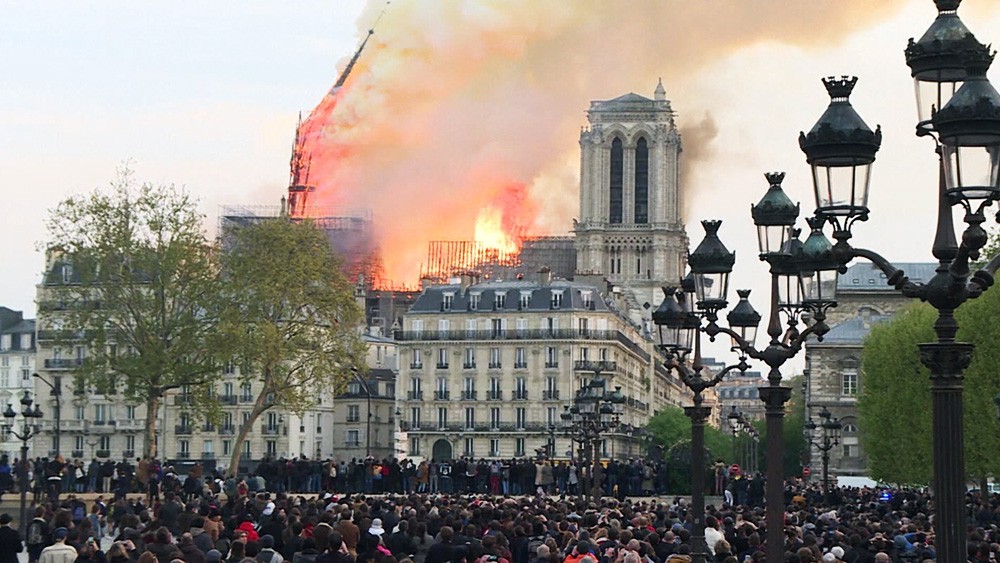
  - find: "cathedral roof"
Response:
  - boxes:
[608,92,653,103]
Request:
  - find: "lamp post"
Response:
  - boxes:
[1,391,43,534]
[785,3,1000,561]
[32,373,60,457]
[560,366,625,500]
[652,268,755,563]
[803,407,842,500]
[655,165,843,563]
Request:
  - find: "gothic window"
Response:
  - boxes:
[635,137,649,224]
[842,370,858,396]
[610,138,623,224]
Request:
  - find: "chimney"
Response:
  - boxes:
[537,266,552,286]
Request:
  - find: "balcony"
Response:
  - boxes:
[462,362,476,369]
[72,450,84,458]
[543,390,560,400]
[201,423,216,432]
[513,390,529,401]
[409,362,423,369]
[433,390,450,400]
[176,452,191,460]
[219,395,238,406]
[488,363,502,369]
[96,450,110,459]
[92,420,116,433]
[239,395,254,404]
[175,425,193,436]
[117,419,143,431]
[260,425,283,436]
[173,395,193,406]
[43,358,83,370]
[345,440,361,447]
[406,391,423,400]
[544,362,559,369]
[201,451,215,459]
[435,363,449,370]
[346,416,360,423]
[219,425,235,435]
[122,450,135,459]
[486,390,502,401]
[513,362,527,369]
[574,360,618,373]
[461,390,477,400]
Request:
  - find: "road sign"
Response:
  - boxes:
[803,466,811,477]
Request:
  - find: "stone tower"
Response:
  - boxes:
[574,80,688,315]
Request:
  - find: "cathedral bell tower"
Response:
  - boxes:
[574,79,688,312]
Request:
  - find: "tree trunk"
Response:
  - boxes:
[227,390,269,477]
[145,395,160,459]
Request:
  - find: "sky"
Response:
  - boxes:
[2,0,1000,331]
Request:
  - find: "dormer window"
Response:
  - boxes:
[469,292,481,310]
[551,290,564,309]
[495,292,506,310]
[61,264,73,284]
[581,291,593,309]
[519,291,531,309]
[442,292,454,311]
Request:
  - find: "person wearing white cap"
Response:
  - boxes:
[262,501,275,517]
[369,518,385,536]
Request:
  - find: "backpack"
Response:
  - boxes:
[27,519,46,546]
[256,548,281,563]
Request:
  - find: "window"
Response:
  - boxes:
[203,440,214,456]
[74,436,84,453]
[544,377,558,400]
[62,264,73,283]
[126,406,136,419]
[635,137,649,223]
[0,370,7,388]
[266,440,277,457]
[223,360,235,375]
[94,404,107,423]
[347,382,361,395]
[466,319,477,338]
[179,440,190,457]
[546,347,558,368]
[579,347,590,362]
[438,319,450,336]
[437,348,448,369]
[411,349,422,369]
[578,317,589,336]
[490,407,501,429]
[409,377,422,399]
[240,383,252,402]
[410,437,421,455]
[582,291,594,309]
[126,435,135,454]
[442,293,454,311]
[347,405,360,423]
[223,440,232,456]
[410,407,421,430]
[515,377,527,400]
[490,347,501,369]
[436,377,448,400]
[464,438,474,457]
[412,319,423,338]
[495,292,506,310]
[490,438,500,457]
[515,438,525,457]
[469,293,481,310]
[609,137,623,223]
[0,335,8,350]
[599,347,608,361]
[546,317,558,335]
[516,318,527,336]
[465,407,475,429]
[489,378,501,400]
[842,370,858,396]
[516,407,526,429]
[515,347,526,368]
[346,430,360,447]
[464,348,475,369]
[519,291,531,309]
[491,318,505,338]
[551,291,564,309]
[463,377,476,400]
[843,443,859,458]
[437,407,448,429]
[73,406,83,421]
[0,356,6,367]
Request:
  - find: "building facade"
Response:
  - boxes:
[804,262,936,479]
[574,80,689,317]
[0,308,36,460]
[396,276,691,462]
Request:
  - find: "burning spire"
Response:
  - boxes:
[287,4,387,218]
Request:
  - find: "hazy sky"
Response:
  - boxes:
[2,0,1000,328]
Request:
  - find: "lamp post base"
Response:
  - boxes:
[759,385,792,563]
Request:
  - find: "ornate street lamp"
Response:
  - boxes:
[803,407,842,499]
[787,4,1000,561]
[2,391,43,535]
[560,366,625,500]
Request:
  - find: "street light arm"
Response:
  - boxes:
[837,245,922,297]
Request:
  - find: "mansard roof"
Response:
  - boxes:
[814,311,891,345]
[838,262,937,291]
[1,319,35,335]
[408,279,608,314]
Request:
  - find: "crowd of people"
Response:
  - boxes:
[1,456,999,563]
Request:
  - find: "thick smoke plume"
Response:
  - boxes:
[301,0,909,287]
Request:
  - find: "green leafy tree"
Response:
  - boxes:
[646,403,735,493]
[44,169,223,459]
[859,290,1000,485]
[219,218,366,475]
[782,374,808,478]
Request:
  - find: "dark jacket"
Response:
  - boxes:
[0,525,23,563]
[147,541,183,563]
